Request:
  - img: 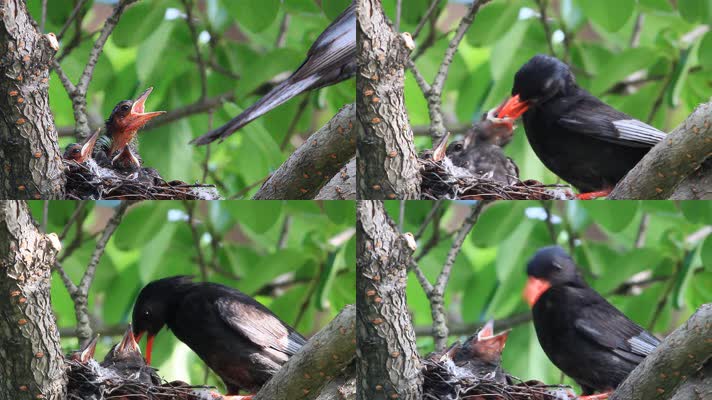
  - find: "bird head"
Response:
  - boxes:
[69,336,99,363]
[132,276,194,365]
[498,54,575,120]
[63,129,101,163]
[106,87,165,158]
[104,324,144,366]
[449,320,510,366]
[524,245,582,307]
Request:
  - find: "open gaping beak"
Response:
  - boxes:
[497,94,529,120]
[112,145,141,167]
[475,320,510,355]
[78,129,101,162]
[127,87,166,131]
[73,335,99,363]
[432,131,450,161]
[134,331,155,365]
[117,324,142,354]
[523,276,552,307]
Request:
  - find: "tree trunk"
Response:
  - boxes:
[0,1,65,199]
[356,0,421,200]
[356,200,422,399]
[0,201,66,399]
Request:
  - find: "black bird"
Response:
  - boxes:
[498,55,666,199]
[524,246,660,398]
[191,2,356,145]
[132,276,307,397]
[446,110,519,185]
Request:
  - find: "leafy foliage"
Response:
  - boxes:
[385,200,711,388]
[28,200,355,392]
[385,0,711,184]
[27,0,353,197]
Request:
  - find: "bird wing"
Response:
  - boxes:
[215,297,306,357]
[573,300,660,364]
[557,94,666,148]
[191,3,355,145]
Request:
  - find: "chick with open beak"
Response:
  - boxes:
[63,129,102,163]
[105,87,165,169]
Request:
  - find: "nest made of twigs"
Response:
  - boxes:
[64,160,221,200]
[422,357,576,400]
[419,158,575,200]
[66,359,222,400]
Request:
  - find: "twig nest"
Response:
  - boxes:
[419,157,574,200]
[63,160,221,200]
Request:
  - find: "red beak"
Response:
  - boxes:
[134,331,155,365]
[523,276,551,307]
[497,94,529,119]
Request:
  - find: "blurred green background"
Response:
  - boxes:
[28,200,356,392]
[27,0,353,197]
[383,0,711,185]
[384,200,711,388]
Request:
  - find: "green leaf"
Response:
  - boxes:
[678,202,712,224]
[112,2,168,48]
[580,201,639,233]
[223,0,281,33]
[470,202,528,247]
[577,0,634,32]
[560,0,585,31]
[698,31,712,71]
[489,20,530,81]
[678,0,712,23]
[466,1,521,47]
[702,235,712,272]
[224,201,283,234]
[322,0,352,20]
[314,251,338,310]
[672,249,696,308]
[323,201,356,225]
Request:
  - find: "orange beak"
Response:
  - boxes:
[497,94,529,120]
[109,87,165,155]
[475,320,510,355]
[523,276,551,307]
[134,331,155,365]
[74,336,99,363]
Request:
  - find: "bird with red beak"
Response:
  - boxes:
[63,128,102,163]
[524,246,660,400]
[105,87,165,169]
[444,320,510,383]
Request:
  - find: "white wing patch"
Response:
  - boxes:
[612,119,666,146]
[627,331,659,356]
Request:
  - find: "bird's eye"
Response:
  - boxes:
[144,310,150,317]
[72,148,81,154]
[121,104,130,111]
[552,262,563,270]
[454,144,463,151]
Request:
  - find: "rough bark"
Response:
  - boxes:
[0,1,65,199]
[357,0,421,200]
[253,104,356,200]
[0,201,66,399]
[670,159,712,200]
[316,158,357,200]
[610,101,712,199]
[254,305,356,400]
[356,200,422,399]
[609,303,712,400]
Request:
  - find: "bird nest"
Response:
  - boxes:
[64,160,221,200]
[67,359,223,400]
[419,158,575,200]
[422,357,576,400]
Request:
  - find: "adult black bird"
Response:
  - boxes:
[524,246,660,399]
[445,110,519,185]
[191,2,356,145]
[132,276,307,399]
[497,55,666,199]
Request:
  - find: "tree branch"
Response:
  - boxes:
[315,158,357,200]
[254,305,355,400]
[357,200,422,399]
[609,303,712,400]
[0,201,66,399]
[610,100,712,199]
[357,0,421,199]
[0,0,65,199]
[252,104,356,199]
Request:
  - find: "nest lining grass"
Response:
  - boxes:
[422,358,577,400]
[67,359,222,400]
[420,158,575,200]
[64,160,221,200]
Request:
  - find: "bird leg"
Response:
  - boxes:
[576,189,612,200]
[579,392,612,400]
